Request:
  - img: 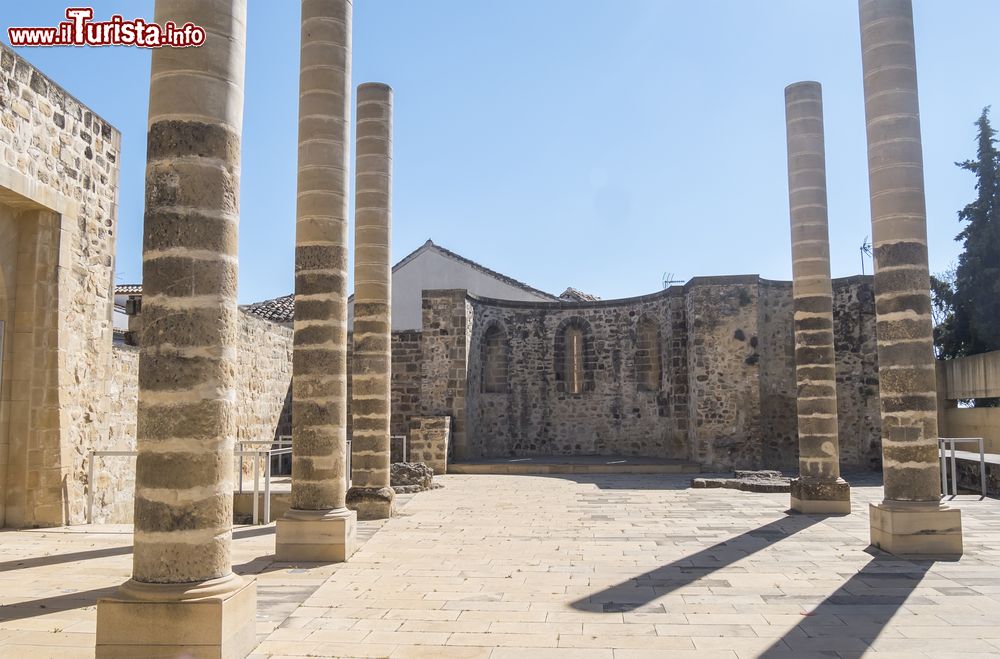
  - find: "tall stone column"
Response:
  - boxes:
[859,0,962,554]
[784,81,851,514]
[346,83,395,520]
[275,0,358,562]
[95,1,257,656]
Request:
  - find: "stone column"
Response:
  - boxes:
[860,0,962,554]
[275,0,358,562]
[784,81,851,514]
[346,83,395,520]
[95,1,257,656]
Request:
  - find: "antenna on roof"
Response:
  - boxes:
[860,236,873,275]
[662,272,683,289]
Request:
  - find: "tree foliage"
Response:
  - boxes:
[933,107,1000,360]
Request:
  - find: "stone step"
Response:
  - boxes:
[448,460,701,475]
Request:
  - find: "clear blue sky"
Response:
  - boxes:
[4,2,997,303]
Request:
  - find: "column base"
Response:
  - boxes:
[95,573,257,659]
[275,507,357,562]
[869,501,963,557]
[790,477,851,514]
[346,485,396,520]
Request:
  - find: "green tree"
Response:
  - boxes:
[934,107,1000,359]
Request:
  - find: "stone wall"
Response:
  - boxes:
[234,313,293,447]
[684,277,763,469]
[0,46,122,527]
[831,277,881,469]
[464,289,689,460]
[408,415,450,475]
[449,275,881,470]
[92,312,294,522]
[757,280,797,470]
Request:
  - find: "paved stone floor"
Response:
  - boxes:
[2,474,1000,658]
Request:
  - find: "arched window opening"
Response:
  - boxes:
[565,326,584,394]
[481,324,508,394]
[635,317,661,392]
[554,317,593,394]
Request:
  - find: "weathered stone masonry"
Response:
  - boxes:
[438,275,880,470]
[0,45,122,527]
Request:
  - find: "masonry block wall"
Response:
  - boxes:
[447,275,880,470]
[0,46,122,527]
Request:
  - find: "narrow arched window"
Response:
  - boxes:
[481,324,508,393]
[635,316,661,392]
[565,325,584,394]
[555,317,593,394]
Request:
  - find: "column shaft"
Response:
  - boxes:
[346,83,395,520]
[276,0,357,562]
[134,0,247,587]
[291,0,352,512]
[860,0,962,554]
[784,82,850,514]
[97,1,257,655]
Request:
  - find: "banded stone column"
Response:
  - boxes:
[96,1,257,656]
[860,0,962,554]
[784,81,851,514]
[346,83,395,520]
[275,0,358,562]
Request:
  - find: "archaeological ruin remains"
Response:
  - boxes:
[0,0,981,656]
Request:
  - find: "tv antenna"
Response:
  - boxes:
[662,272,683,289]
[860,236,872,275]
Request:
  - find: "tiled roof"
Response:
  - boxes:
[242,240,562,324]
[559,287,601,302]
[115,284,142,294]
[242,294,294,324]
[399,240,560,302]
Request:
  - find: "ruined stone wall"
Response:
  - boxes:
[463,290,689,459]
[757,281,797,470]
[390,330,423,437]
[0,46,122,526]
[455,276,880,471]
[419,290,471,459]
[831,277,881,470]
[684,278,763,469]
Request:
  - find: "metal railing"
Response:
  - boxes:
[87,434,395,525]
[86,441,293,526]
[235,441,293,524]
[939,437,987,497]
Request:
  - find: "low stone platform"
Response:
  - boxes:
[449,455,701,475]
[692,470,792,493]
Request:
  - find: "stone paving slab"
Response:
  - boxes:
[1,475,1000,657]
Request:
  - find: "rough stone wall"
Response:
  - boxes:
[390,330,422,437]
[463,290,689,459]
[831,277,881,470]
[408,415,450,475]
[757,281,797,470]
[0,46,121,526]
[684,278,763,470]
[456,276,880,471]
[419,290,471,459]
